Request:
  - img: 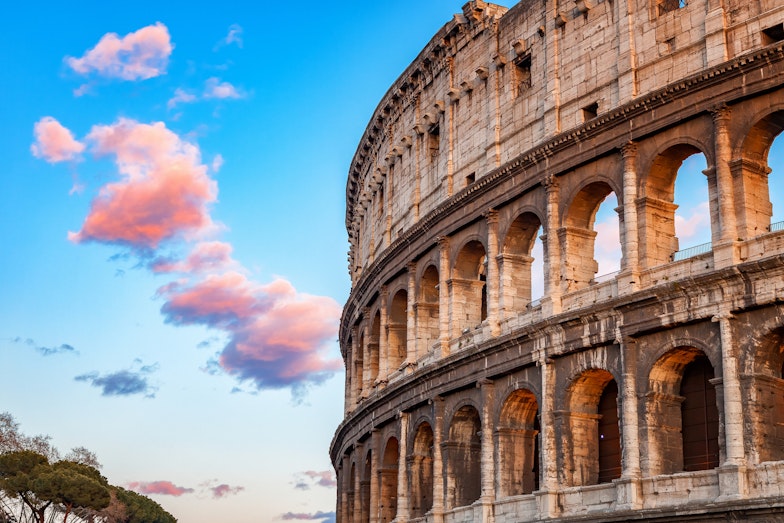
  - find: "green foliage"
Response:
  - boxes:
[112,487,177,523]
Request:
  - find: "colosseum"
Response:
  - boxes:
[330,0,784,521]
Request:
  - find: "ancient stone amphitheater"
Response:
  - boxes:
[330,0,784,521]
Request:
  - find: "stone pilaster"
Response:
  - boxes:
[616,335,643,510]
[379,287,389,384]
[711,105,739,267]
[370,430,381,523]
[542,175,562,315]
[485,210,501,336]
[431,397,446,523]
[478,378,496,523]
[395,412,410,522]
[618,142,640,293]
[437,237,451,357]
[535,346,560,518]
[340,456,349,523]
[406,263,417,368]
[354,443,364,523]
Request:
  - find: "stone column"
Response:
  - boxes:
[713,311,748,499]
[535,345,560,517]
[379,287,389,385]
[485,210,501,336]
[618,142,640,293]
[615,0,639,100]
[431,397,446,523]
[396,412,410,522]
[542,175,562,315]
[406,263,417,369]
[478,379,496,523]
[350,327,360,408]
[616,336,643,510]
[711,105,739,267]
[362,312,372,397]
[437,237,451,357]
[355,443,364,523]
[371,430,381,523]
[340,456,350,523]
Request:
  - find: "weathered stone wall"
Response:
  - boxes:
[334,1,784,522]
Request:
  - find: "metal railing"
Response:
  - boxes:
[592,270,620,284]
[672,242,712,261]
[769,220,784,232]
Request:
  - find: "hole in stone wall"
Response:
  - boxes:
[762,23,784,45]
[582,102,598,122]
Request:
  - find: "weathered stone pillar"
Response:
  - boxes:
[616,336,643,510]
[704,0,729,67]
[431,397,446,523]
[615,0,639,100]
[618,142,640,293]
[379,287,389,384]
[485,210,501,336]
[535,344,560,517]
[371,430,381,523]
[355,443,364,523]
[730,158,772,239]
[542,175,562,315]
[395,412,410,523]
[362,311,372,397]
[478,378,496,523]
[340,456,350,523]
[406,263,417,370]
[713,311,749,499]
[711,105,739,267]
[437,237,451,357]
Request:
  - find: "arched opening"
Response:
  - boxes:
[744,328,784,463]
[597,380,622,483]
[736,111,784,237]
[593,193,622,279]
[445,405,481,508]
[500,212,543,315]
[368,312,381,387]
[380,438,399,523]
[641,144,712,266]
[498,388,540,497]
[644,348,719,475]
[451,241,487,336]
[388,290,408,373]
[680,355,720,471]
[409,423,434,518]
[361,451,371,523]
[562,182,621,292]
[564,369,620,486]
[417,265,440,359]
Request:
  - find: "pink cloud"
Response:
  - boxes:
[204,77,243,99]
[30,117,84,163]
[167,88,197,109]
[303,470,337,488]
[152,241,238,274]
[593,211,621,276]
[68,118,217,250]
[127,480,193,497]
[675,201,711,245]
[281,512,335,522]
[65,22,172,81]
[209,484,244,498]
[159,275,342,392]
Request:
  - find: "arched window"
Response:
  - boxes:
[452,241,487,336]
[498,389,540,496]
[565,369,620,486]
[500,213,543,315]
[388,290,408,373]
[416,265,440,359]
[562,183,621,292]
[410,423,434,518]
[680,355,720,471]
[379,438,399,523]
[445,406,482,508]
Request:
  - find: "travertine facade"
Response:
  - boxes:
[331,0,784,521]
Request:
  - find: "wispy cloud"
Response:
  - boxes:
[68,118,218,251]
[30,117,84,163]
[75,361,158,398]
[214,24,243,50]
[167,88,197,110]
[675,200,711,246]
[151,242,239,275]
[209,483,244,499]
[127,480,193,497]
[281,512,335,522]
[65,22,172,82]
[10,337,78,357]
[167,78,246,110]
[294,470,337,490]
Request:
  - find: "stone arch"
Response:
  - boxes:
[360,449,372,523]
[643,347,720,475]
[561,181,620,291]
[497,388,539,497]
[379,437,399,523]
[388,289,408,372]
[639,142,713,267]
[499,211,543,315]
[409,422,434,518]
[562,368,620,486]
[735,110,784,238]
[366,312,381,389]
[451,240,488,336]
[743,326,784,463]
[445,404,482,509]
[416,264,440,359]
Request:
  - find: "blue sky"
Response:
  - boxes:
[1,2,782,523]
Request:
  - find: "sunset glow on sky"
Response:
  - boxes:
[2,2,783,523]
